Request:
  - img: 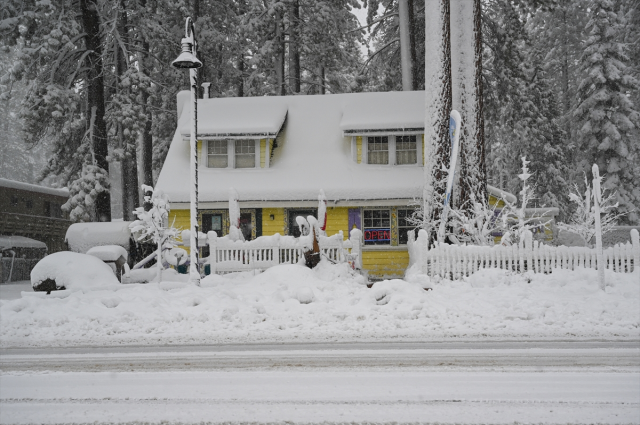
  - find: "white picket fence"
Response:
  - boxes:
[408,229,640,279]
[184,229,363,274]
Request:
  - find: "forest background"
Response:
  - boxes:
[0,0,638,224]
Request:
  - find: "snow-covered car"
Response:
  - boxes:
[31,251,120,293]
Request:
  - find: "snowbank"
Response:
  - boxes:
[2,261,637,348]
[30,251,120,291]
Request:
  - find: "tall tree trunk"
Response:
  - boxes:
[288,0,301,94]
[139,0,153,188]
[451,0,485,212]
[408,0,418,90]
[319,66,325,94]
[116,0,139,221]
[423,0,451,233]
[399,0,414,90]
[79,0,111,222]
[275,9,285,96]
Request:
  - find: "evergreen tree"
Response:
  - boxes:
[574,0,640,223]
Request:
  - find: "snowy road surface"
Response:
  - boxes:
[2,343,639,424]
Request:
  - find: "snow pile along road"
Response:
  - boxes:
[1,261,638,347]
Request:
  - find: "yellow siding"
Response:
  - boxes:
[363,250,409,278]
[422,134,425,165]
[169,209,191,251]
[262,208,285,235]
[260,139,266,168]
[356,136,362,164]
[325,207,349,239]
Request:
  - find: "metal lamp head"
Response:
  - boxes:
[172,38,202,69]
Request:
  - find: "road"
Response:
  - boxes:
[1,341,638,424]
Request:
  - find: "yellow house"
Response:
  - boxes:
[156,91,430,279]
[156,91,558,278]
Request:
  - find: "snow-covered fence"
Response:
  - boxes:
[201,229,362,274]
[408,229,640,279]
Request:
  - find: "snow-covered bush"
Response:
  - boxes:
[498,157,549,245]
[61,164,110,222]
[558,172,627,247]
[129,185,180,282]
[31,251,119,292]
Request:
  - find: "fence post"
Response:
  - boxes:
[632,229,640,277]
[407,230,415,268]
[418,229,428,276]
[207,231,217,274]
[350,228,363,270]
[524,230,533,272]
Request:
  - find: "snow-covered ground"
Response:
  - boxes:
[1,261,638,347]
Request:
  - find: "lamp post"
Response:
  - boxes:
[172,17,203,285]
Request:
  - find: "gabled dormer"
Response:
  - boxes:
[340,93,424,166]
[177,93,287,169]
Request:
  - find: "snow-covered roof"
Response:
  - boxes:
[65,222,132,254]
[157,91,427,204]
[0,235,47,250]
[339,91,424,135]
[178,94,288,139]
[0,178,69,198]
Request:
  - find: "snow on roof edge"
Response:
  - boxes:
[0,178,69,198]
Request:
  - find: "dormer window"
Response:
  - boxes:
[235,140,256,168]
[207,140,228,168]
[367,136,389,165]
[204,139,262,169]
[396,135,417,165]
[355,135,421,166]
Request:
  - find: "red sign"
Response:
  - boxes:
[364,229,390,242]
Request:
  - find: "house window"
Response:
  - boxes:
[235,140,255,168]
[207,140,228,168]
[363,209,391,245]
[397,208,417,244]
[396,135,417,165]
[367,136,389,165]
[286,209,317,237]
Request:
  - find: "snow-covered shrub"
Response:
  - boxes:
[129,185,180,282]
[31,251,119,292]
[498,157,549,245]
[62,164,110,222]
[558,172,627,247]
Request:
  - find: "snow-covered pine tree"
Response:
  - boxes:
[574,0,640,224]
[423,0,451,237]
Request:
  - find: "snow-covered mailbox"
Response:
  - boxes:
[156,91,428,279]
[86,245,129,282]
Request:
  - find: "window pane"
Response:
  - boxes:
[397,208,417,245]
[367,136,388,165]
[363,208,391,245]
[235,140,255,168]
[397,135,417,165]
[207,141,228,168]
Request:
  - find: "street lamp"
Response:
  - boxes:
[172,17,203,285]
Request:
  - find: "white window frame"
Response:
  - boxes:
[204,139,262,169]
[361,135,422,166]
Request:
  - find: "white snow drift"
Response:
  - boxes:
[1,260,637,347]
